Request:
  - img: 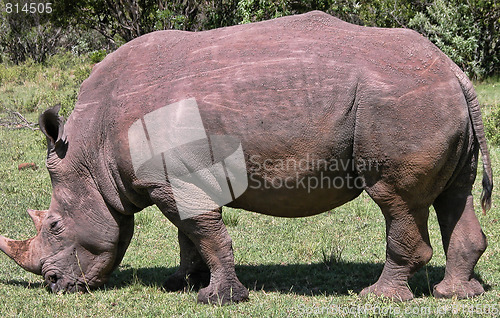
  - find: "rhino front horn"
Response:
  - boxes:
[0,235,42,275]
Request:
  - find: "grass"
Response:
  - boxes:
[0,56,499,317]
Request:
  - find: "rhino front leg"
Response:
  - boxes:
[163,230,210,292]
[433,191,487,299]
[160,206,248,304]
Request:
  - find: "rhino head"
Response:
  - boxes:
[0,105,133,293]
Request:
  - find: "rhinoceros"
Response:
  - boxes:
[0,11,493,304]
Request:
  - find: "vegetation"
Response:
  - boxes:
[1,0,499,79]
[0,53,91,117]
[477,77,500,146]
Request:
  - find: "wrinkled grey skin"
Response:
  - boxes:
[0,11,493,304]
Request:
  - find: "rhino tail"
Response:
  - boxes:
[454,67,493,213]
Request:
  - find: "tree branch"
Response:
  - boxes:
[0,111,39,131]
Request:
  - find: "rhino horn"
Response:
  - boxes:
[0,235,42,275]
[27,209,47,233]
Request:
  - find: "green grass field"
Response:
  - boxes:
[0,57,499,317]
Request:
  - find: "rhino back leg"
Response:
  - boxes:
[163,230,210,292]
[359,181,434,301]
[432,168,487,299]
[352,71,480,300]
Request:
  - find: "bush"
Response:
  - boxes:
[408,0,481,78]
[237,0,290,24]
[2,0,497,78]
[485,106,500,146]
[0,0,63,64]
[89,50,107,64]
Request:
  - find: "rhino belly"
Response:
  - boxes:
[228,166,363,217]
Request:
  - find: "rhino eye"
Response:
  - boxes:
[49,220,63,233]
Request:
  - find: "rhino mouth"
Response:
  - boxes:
[44,271,89,294]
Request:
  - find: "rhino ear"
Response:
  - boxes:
[39,104,67,158]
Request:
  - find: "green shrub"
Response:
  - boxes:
[89,50,107,64]
[155,8,188,30]
[237,0,290,24]
[74,65,92,83]
[0,0,62,64]
[408,0,481,79]
[485,106,500,146]
[59,88,80,118]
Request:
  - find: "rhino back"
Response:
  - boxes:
[70,13,363,169]
[71,11,445,143]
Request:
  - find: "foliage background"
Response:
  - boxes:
[0,0,499,79]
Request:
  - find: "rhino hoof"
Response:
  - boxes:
[360,282,414,302]
[433,278,484,299]
[197,280,249,305]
